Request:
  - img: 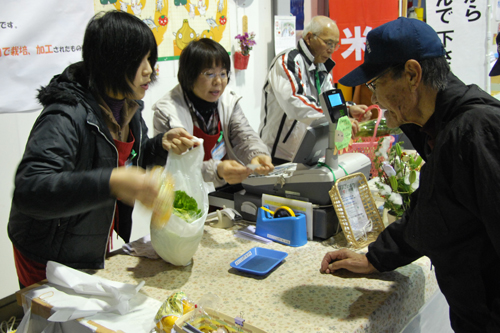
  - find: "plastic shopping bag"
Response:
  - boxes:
[150,141,209,266]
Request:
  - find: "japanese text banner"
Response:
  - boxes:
[427,1,487,89]
[0,1,93,113]
[329,0,399,83]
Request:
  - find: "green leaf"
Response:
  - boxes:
[395,143,402,157]
[173,190,201,223]
[389,175,398,191]
[409,170,417,184]
[411,155,423,169]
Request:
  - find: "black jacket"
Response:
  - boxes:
[367,73,500,332]
[8,62,167,269]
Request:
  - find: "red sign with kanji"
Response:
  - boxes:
[329,0,399,82]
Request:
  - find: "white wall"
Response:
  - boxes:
[0,112,39,297]
[0,1,273,299]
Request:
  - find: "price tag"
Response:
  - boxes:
[338,177,372,240]
[335,116,352,150]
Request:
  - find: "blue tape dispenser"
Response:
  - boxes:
[255,205,307,247]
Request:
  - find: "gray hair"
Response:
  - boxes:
[391,57,450,91]
[303,16,336,36]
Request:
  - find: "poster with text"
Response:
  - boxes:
[0,2,93,113]
[329,0,399,83]
[274,16,296,55]
[94,0,231,61]
[427,1,487,89]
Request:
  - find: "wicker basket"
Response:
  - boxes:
[329,172,385,248]
[343,105,394,177]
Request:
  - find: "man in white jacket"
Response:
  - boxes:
[259,15,370,164]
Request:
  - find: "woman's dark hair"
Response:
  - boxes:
[391,57,450,91]
[178,38,231,92]
[82,10,158,98]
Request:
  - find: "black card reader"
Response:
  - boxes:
[319,88,348,123]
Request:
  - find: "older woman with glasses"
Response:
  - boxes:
[153,38,273,188]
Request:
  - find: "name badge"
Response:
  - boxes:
[211,139,226,161]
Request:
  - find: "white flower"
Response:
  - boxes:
[382,162,396,177]
[404,174,410,185]
[376,182,392,196]
[379,136,392,160]
[388,192,403,205]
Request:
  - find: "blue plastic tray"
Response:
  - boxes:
[230,247,288,275]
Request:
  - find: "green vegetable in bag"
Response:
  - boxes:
[173,190,202,223]
[356,118,403,137]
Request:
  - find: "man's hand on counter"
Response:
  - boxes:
[320,248,378,275]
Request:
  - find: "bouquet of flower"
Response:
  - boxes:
[373,138,423,218]
[235,32,256,56]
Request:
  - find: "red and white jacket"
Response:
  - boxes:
[259,38,335,162]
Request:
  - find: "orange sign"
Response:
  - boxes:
[329,0,399,82]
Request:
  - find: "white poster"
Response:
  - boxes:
[426,1,488,89]
[274,15,296,55]
[0,2,94,113]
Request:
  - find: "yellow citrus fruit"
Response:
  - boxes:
[182,298,195,313]
[159,315,179,332]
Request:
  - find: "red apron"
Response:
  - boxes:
[193,122,223,161]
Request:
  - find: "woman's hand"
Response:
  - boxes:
[249,155,274,175]
[217,160,252,184]
[320,248,378,274]
[162,128,199,154]
[109,166,159,207]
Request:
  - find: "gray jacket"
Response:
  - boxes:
[152,84,269,187]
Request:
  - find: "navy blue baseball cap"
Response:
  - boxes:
[489,34,500,76]
[339,17,446,87]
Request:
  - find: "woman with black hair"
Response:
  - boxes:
[8,10,195,288]
[153,38,274,188]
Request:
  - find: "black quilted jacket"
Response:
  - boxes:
[8,62,167,269]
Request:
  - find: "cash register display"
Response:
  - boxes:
[328,93,342,108]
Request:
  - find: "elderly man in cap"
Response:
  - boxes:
[259,15,371,165]
[320,17,500,332]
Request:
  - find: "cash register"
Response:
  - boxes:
[236,89,371,238]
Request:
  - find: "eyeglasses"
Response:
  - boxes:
[314,35,340,51]
[365,67,394,92]
[202,71,230,81]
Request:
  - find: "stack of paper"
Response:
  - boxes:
[234,225,272,244]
